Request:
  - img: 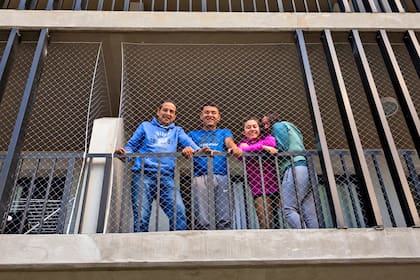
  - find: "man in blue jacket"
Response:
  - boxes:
[115,101,200,232]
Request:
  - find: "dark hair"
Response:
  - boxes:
[201,104,219,110]
[159,100,177,110]
[263,112,281,124]
[243,117,260,128]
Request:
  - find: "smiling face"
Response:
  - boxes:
[243,119,261,140]
[261,116,271,133]
[200,106,221,130]
[156,102,177,126]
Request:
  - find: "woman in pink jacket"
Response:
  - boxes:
[238,118,279,229]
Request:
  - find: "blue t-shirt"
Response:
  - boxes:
[188,128,233,176]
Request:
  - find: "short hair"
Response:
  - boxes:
[201,104,219,111]
[159,100,177,110]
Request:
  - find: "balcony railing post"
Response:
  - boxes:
[0,29,19,105]
[350,30,420,227]
[403,31,420,77]
[0,28,48,230]
[96,155,112,233]
[296,29,345,228]
[321,29,383,228]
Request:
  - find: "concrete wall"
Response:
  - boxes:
[1,228,420,279]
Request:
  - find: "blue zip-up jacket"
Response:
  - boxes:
[125,117,200,175]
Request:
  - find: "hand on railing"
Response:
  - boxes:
[114,147,127,162]
[262,145,278,155]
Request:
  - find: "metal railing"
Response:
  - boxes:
[0,0,419,12]
[1,149,418,234]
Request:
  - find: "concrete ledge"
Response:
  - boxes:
[1,228,420,270]
[0,11,419,31]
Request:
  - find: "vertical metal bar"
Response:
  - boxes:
[371,151,397,227]
[315,0,321,11]
[351,29,419,226]
[56,157,76,233]
[303,0,309,11]
[258,156,270,228]
[73,0,82,10]
[321,29,383,227]
[189,0,192,11]
[216,0,219,12]
[164,0,167,11]
[37,158,57,233]
[177,0,180,11]
[155,157,161,231]
[0,29,19,105]
[172,156,177,230]
[29,0,38,10]
[97,0,104,10]
[277,0,283,12]
[240,0,244,12]
[291,0,296,11]
[17,0,26,9]
[388,0,406,11]
[339,151,362,227]
[228,0,232,12]
[124,0,130,11]
[201,0,206,11]
[402,151,420,199]
[19,159,40,233]
[252,0,257,11]
[338,0,352,12]
[361,0,379,11]
[151,0,155,11]
[296,29,345,228]
[226,154,234,229]
[290,155,305,228]
[404,31,420,77]
[0,28,49,228]
[190,157,195,229]
[274,155,285,228]
[207,155,216,230]
[306,152,325,228]
[0,158,22,233]
[265,0,270,12]
[242,156,253,228]
[377,30,420,155]
[46,0,54,10]
[137,159,145,232]
[96,156,112,233]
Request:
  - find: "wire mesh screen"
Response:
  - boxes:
[0,41,110,233]
[105,42,335,233]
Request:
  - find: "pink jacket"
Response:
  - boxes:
[238,135,279,196]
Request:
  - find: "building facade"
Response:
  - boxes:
[0,0,419,279]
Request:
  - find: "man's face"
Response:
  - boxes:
[200,106,221,129]
[157,102,177,126]
[261,116,271,133]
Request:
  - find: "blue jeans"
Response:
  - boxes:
[131,172,187,232]
[282,165,319,229]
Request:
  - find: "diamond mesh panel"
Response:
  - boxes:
[0,41,110,233]
[22,42,110,152]
[105,42,334,233]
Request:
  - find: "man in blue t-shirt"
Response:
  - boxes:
[188,105,242,230]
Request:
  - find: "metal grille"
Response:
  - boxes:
[104,42,333,233]
[0,0,343,12]
[1,41,111,233]
[334,36,409,227]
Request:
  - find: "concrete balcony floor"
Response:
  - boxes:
[1,228,420,279]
